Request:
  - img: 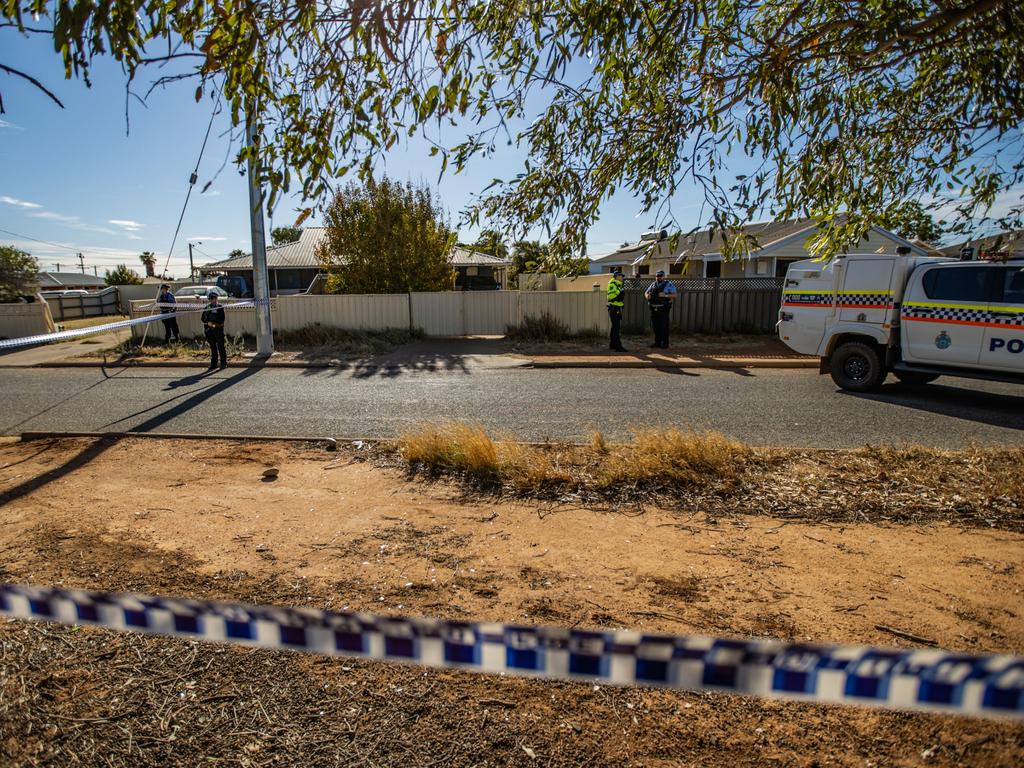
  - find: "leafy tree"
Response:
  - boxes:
[472,229,510,261]
[271,226,302,246]
[510,240,547,281]
[0,245,39,301]
[227,248,248,260]
[878,202,946,244]
[104,265,143,286]
[317,177,455,294]
[138,251,157,278]
[3,1,1021,261]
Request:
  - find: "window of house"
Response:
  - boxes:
[669,262,684,275]
[922,267,998,302]
[637,264,650,275]
[705,261,721,278]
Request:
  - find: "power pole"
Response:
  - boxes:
[246,107,274,356]
[188,241,201,282]
[54,263,60,272]
[93,266,98,276]
[77,253,85,274]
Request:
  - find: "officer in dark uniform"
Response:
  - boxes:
[644,270,677,348]
[200,290,227,370]
[158,283,180,343]
[606,268,627,351]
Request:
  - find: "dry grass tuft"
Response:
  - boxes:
[599,427,750,489]
[398,422,500,477]
[589,430,609,454]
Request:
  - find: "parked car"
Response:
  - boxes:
[174,285,229,300]
[216,275,252,298]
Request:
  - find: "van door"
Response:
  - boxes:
[980,265,1024,373]
[778,262,835,355]
[838,258,894,324]
[901,265,998,368]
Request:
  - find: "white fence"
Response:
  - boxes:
[0,302,52,340]
[129,290,611,339]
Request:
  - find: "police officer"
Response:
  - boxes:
[201,290,227,370]
[644,270,677,349]
[606,268,627,352]
[158,283,180,343]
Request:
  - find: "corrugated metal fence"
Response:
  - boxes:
[43,286,120,321]
[128,280,783,339]
[622,277,784,334]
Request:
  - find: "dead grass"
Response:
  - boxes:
[389,423,1024,529]
[397,423,750,498]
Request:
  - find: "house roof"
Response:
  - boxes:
[592,218,930,264]
[591,219,819,265]
[449,247,511,267]
[200,228,326,272]
[200,230,511,271]
[38,272,108,288]
[939,230,1024,257]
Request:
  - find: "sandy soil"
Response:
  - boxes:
[1,437,1022,767]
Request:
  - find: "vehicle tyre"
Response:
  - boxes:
[829,341,886,392]
[893,370,939,386]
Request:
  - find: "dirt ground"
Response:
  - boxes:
[1,437,1022,767]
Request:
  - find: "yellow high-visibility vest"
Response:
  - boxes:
[607,278,624,307]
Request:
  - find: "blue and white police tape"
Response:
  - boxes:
[0,301,259,350]
[1,582,1020,718]
[0,311,192,350]
[140,299,269,310]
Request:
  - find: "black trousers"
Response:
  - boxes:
[205,328,226,368]
[607,306,623,349]
[161,316,180,342]
[649,306,672,348]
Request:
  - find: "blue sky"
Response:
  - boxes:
[3,29,1009,280]
[1,31,690,280]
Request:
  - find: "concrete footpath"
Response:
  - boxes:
[0,335,815,370]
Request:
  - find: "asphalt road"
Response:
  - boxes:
[1,364,1022,448]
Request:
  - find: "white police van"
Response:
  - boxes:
[777,252,1024,391]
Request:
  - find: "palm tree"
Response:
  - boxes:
[139,251,157,278]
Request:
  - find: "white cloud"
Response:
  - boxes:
[30,210,79,222]
[1,195,42,209]
[0,119,20,130]
[187,235,228,241]
[201,190,222,197]
[108,219,143,231]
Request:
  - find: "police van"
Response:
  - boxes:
[777,251,1024,391]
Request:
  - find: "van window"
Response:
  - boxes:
[1000,267,1024,304]
[921,267,997,302]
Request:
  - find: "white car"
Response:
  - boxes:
[174,285,229,300]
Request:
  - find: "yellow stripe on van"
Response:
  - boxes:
[903,301,990,312]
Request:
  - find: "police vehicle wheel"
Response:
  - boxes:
[830,341,885,392]
[893,370,939,386]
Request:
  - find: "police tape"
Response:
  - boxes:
[0,301,257,350]
[140,299,271,310]
[1,582,1020,718]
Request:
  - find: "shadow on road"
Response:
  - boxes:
[298,352,473,379]
[127,367,262,433]
[842,381,1024,431]
[2,366,128,434]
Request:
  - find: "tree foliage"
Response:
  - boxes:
[470,229,509,261]
[0,245,38,301]
[138,251,156,278]
[3,1,1021,263]
[878,201,946,244]
[271,226,302,246]
[317,177,454,294]
[104,264,143,286]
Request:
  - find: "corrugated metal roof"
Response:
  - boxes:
[591,218,818,264]
[201,231,511,271]
[201,228,326,271]
[38,272,109,288]
[940,230,1024,257]
[449,247,511,266]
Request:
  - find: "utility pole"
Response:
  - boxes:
[188,241,201,282]
[77,253,85,274]
[54,263,60,272]
[246,107,274,356]
[93,266,98,276]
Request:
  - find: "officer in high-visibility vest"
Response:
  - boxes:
[606,268,627,352]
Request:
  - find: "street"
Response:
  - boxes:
[0,364,1021,447]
